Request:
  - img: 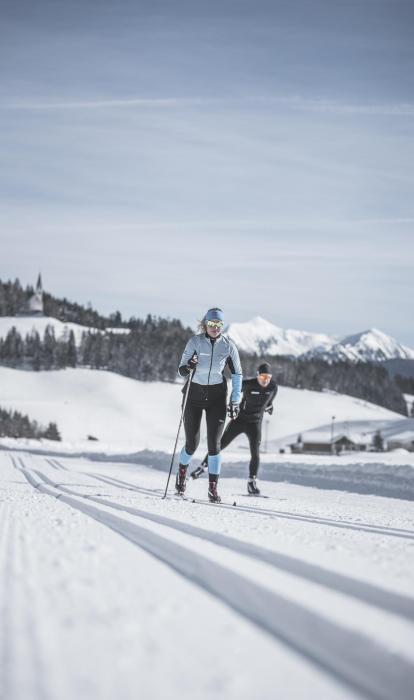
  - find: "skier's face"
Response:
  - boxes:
[257,373,272,387]
[206,320,223,338]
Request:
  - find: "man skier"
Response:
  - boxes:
[191,362,277,495]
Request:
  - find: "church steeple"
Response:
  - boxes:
[16,274,45,316]
[27,273,44,315]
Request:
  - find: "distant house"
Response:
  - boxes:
[287,418,414,454]
[17,274,44,316]
[386,430,414,452]
[289,429,368,455]
[380,418,414,452]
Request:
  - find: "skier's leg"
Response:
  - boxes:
[205,396,227,502]
[206,396,227,457]
[246,422,262,494]
[192,418,242,478]
[220,418,244,450]
[176,402,202,493]
[182,402,203,459]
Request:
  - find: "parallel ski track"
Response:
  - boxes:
[31,463,414,622]
[46,458,414,542]
[14,455,414,700]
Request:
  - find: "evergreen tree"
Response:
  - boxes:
[67,330,77,367]
[43,422,61,441]
[0,278,26,315]
[373,430,384,451]
[25,330,42,371]
[42,325,57,369]
[395,373,414,395]
[1,327,24,365]
[0,406,61,440]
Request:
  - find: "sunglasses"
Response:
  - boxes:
[206,320,223,329]
[258,373,272,380]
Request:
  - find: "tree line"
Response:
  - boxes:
[394,373,414,396]
[240,352,407,416]
[0,319,192,380]
[0,324,407,415]
[0,407,61,440]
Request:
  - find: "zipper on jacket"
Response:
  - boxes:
[206,338,215,398]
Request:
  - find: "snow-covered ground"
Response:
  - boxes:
[0,366,403,450]
[1,450,413,700]
[2,365,413,501]
[1,366,414,698]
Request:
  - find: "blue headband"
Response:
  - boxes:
[205,308,224,322]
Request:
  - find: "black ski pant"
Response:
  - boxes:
[220,418,262,478]
[183,394,227,457]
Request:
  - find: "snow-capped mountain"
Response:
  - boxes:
[226,316,335,357]
[227,317,414,363]
[304,328,414,363]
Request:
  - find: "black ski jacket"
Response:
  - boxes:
[239,377,278,423]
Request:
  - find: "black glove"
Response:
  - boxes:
[265,405,273,415]
[227,402,240,420]
[187,353,198,371]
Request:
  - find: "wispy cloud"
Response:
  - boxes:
[2,95,414,117]
[262,96,414,117]
[0,97,211,111]
[346,217,414,225]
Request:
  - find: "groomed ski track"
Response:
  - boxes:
[2,450,414,700]
[22,459,414,620]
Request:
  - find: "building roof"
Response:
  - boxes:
[386,431,414,443]
[290,432,357,446]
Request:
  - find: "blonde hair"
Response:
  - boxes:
[198,308,224,334]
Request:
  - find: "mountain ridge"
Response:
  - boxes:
[226,317,414,363]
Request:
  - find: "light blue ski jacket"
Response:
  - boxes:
[178,333,243,403]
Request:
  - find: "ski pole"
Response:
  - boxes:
[162,367,194,499]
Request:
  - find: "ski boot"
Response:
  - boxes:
[208,474,221,503]
[175,464,188,495]
[247,477,260,495]
[190,461,208,479]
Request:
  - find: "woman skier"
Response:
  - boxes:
[176,307,242,503]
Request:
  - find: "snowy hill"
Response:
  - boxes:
[0,316,129,345]
[304,328,414,363]
[0,366,402,451]
[227,317,414,363]
[226,316,335,357]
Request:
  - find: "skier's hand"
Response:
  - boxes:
[187,352,198,371]
[265,405,273,415]
[227,402,240,420]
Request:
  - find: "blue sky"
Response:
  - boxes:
[1,0,413,343]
